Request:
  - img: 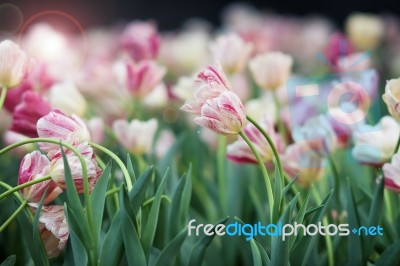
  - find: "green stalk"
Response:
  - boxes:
[394,133,400,155]
[0,200,27,233]
[0,175,51,201]
[0,181,32,221]
[217,135,227,213]
[0,87,7,112]
[239,131,274,222]
[90,142,132,191]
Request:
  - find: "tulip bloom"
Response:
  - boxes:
[210,34,253,74]
[352,116,400,166]
[29,203,69,258]
[121,21,160,62]
[18,151,62,204]
[383,154,400,193]
[227,116,284,164]
[125,60,166,99]
[249,52,293,90]
[10,91,52,138]
[382,78,400,121]
[0,40,30,88]
[346,13,383,51]
[112,118,158,155]
[48,80,87,117]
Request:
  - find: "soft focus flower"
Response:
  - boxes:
[3,131,35,155]
[121,21,160,62]
[37,110,91,157]
[49,80,87,117]
[112,118,158,155]
[210,33,253,74]
[245,93,277,123]
[29,203,69,258]
[125,60,166,99]
[346,13,383,51]
[336,53,372,73]
[18,151,62,204]
[155,130,176,159]
[227,116,284,164]
[0,40,30,88]
[49,142,100,192]
[281,142,325,188]
[86,117,104,144]
[143,83,169,108]
[323,33,354,69]
[352,116,400,166]
[383,154,400,192]
[249,52,293,90]
[383,78,400,121]
[194,91,246,135]
[181,63,231,115]
[172,75,194,101]
[4,82,32,113]
[10,91,52,138]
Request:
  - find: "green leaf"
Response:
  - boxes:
[304,205,324,218]
[69,229,89,266]
[99,212,124,266]
[255,240,271,266]
[90,163,111,241]
[0,255,16,266]
[142,168,170,255]
[153,227,188,266]
[282,175,299,195]
[234,217,264,266]
[126,155,136,183]
[32,189,49,266]
[188,217,229,266]
[129,166,154,213]
[289,192,311,250]
[346,179,363,265]
[375,240,400,266]
[272,165,282,223]
[122,208,147,266]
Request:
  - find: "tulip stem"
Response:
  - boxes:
[217,135,227,213]
[0,175,51,201]
[394,133,400,155]
[89,142,133,191]
[0,200,27,233]
[0,87,7,112]
[239,131,274,222]
[142,195,172,207]
[0,181,33,221]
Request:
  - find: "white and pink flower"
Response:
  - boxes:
[383,154,400,192]
[382,78,400,121]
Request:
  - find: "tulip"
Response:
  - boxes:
[346,13,383,51]
[323,33,354,69]
[281,142,325,188]
[172,75,194,101]
[227,116,284,164]
[48,80,87,117]
[155,130,176,159]
[86,117,104,144]
[112,118,158,155]
[194,91,246,135]
[210,33,253,74]
[125,60,166,99]
[4,81,32,113]
[249,52,293,90]
[0,40,30,88]
[4,131,35,156]
[28,203,69,258]
[18,151,62,204]
[37,110,91,157]
[181,63,232,115]
[382,78,400,121]
[49,142,101,193]
[352,116,400,166]
[383,154,400,192]
[121,21,160,62]
[10,91,52,138]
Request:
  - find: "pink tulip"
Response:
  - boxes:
[125,60,166,99]
[10,91,52,138]
[121,21,160,62]
[383,154,400,192]
[4,81,32,113]
[155,130,176,159]
[323,33,354,70]
[181,63,232,115]
[28,203,69,258]
[49,142,101,193]
[0,40,30,88]
[227,116,284,164]
[18,151,62,204]
[281,142,325,188]
[194,91,246,135]
[3,131,35,156]
[86,117,104,144]
[37,110,91,157]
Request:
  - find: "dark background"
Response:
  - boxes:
[2,0,400,31]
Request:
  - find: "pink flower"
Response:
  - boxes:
[181,63,232,115]
[112,118,158,155]
[4,81,32,112]
[383,154,400,192]
[18,151,62,204]
[323,33,354,70]
[383,78,400,121]
[155,130,176,159]
[125,60,166,99]
[37,110,91,157]
[86,117,104,144]
[49,142,101,193]
[10,91,52,138]
[227,116,284,164]
[194,91,246,135]
[29,203,69,258]
[3,131,35,155]
[121,21,160,62]
[0,40,30,88]
[281,142,325,188]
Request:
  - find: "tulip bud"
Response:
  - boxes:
[18,151,62,204]
[0,40,30,88]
